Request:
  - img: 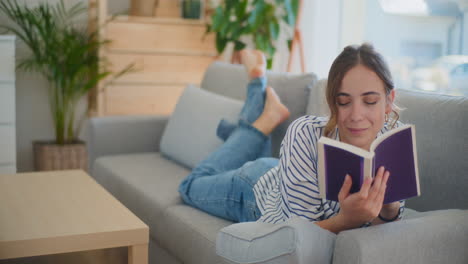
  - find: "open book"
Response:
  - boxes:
[317,124,420,204]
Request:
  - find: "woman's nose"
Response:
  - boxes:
[349,103,364,121]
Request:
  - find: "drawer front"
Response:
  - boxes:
[0,125,16,163]
[0,38,15,56]
[0,55,15,82]
[0,164,16,174]
[0,83,15,123]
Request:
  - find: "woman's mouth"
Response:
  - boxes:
[348,128,368,135]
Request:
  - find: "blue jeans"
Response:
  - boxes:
[178,77,279,222]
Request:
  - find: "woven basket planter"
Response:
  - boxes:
[33,141,88,172]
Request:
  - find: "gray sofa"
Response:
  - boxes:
[88,62,468,264]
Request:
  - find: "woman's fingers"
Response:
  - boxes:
[359,176,372,198]
[368,166,385,201]
[338,174,352,202]
[377,171,390,204]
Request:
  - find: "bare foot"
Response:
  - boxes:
[253,87,290,135]
[240,49,266,79]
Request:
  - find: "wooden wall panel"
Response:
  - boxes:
[106,19,216,54]
[108,52,215,84]
[92,1,218,117]
[104,84,186,115]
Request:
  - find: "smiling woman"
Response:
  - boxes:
[175,44,406,236]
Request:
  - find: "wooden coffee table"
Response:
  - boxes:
[0,170,149,263]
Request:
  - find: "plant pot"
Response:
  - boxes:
[182,0,201,19]
[34,140,88,172]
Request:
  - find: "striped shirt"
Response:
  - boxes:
[253,115,405,224]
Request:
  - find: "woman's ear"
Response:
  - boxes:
[386,89,395,114]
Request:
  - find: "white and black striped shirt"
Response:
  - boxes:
[253,115,404,224]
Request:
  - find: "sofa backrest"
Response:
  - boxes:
[201,62,317,157]
[395,89,468,211]
[202,63,468,211]
[305,80,468,211]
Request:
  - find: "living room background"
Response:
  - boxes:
[1,0,466,172]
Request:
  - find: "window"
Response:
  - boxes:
[366,0,467,96]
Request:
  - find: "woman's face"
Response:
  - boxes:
[336,64,394,150]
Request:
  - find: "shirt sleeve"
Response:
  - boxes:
[278,116,325,221]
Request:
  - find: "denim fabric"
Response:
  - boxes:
[216,77,267,141]
[179,77,279,222]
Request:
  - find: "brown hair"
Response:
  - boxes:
[324,43,400,137]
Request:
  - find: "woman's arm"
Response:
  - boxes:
[371,201,402,225]
[278,117,329,221]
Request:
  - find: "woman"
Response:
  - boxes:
[179,43,404,233]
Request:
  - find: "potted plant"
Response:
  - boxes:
[206,0,299,69]
[0,0,127,171]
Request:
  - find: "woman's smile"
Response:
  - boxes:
[347,127,369,135]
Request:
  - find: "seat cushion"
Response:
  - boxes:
[92,153,188,241]
[91,152,232,264]
[162,204,232,264]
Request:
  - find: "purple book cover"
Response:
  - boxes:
[323,145,365,202]
[373,127,419,203]
[318,125,420,203]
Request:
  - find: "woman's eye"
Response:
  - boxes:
[336,101,350,106]
[365,101,377,105]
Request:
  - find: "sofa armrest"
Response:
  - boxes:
[333,209,468,264]
[216,217,336,264]
[88,115,169,168]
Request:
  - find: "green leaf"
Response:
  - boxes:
[215,34,228,54]
[266,58,273,69]
[269,20,280,40]
[234,40,246,51]
[235,0,248,18]
[283,0,296,26]
[211,6,224,31]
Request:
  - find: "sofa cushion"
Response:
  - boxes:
[92,152,233,264]
[333,209,468,264]
[306,78,329,116]
[395,89,468,211]
[201,62,317,156]
[216,217,336,264]
[92,153,189,240]
[160,84,243,169]
[162,204,232,264]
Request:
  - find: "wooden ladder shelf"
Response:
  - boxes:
[89,0,216,116]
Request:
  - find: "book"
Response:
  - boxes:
[317,124,421,204]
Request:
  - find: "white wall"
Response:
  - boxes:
[0,0,88,172]
[300,0,342,78]
[340,0,367,48]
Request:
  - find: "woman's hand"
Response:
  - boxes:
[336,166,390,229]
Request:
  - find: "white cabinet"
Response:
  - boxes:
[0,35,16,174]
